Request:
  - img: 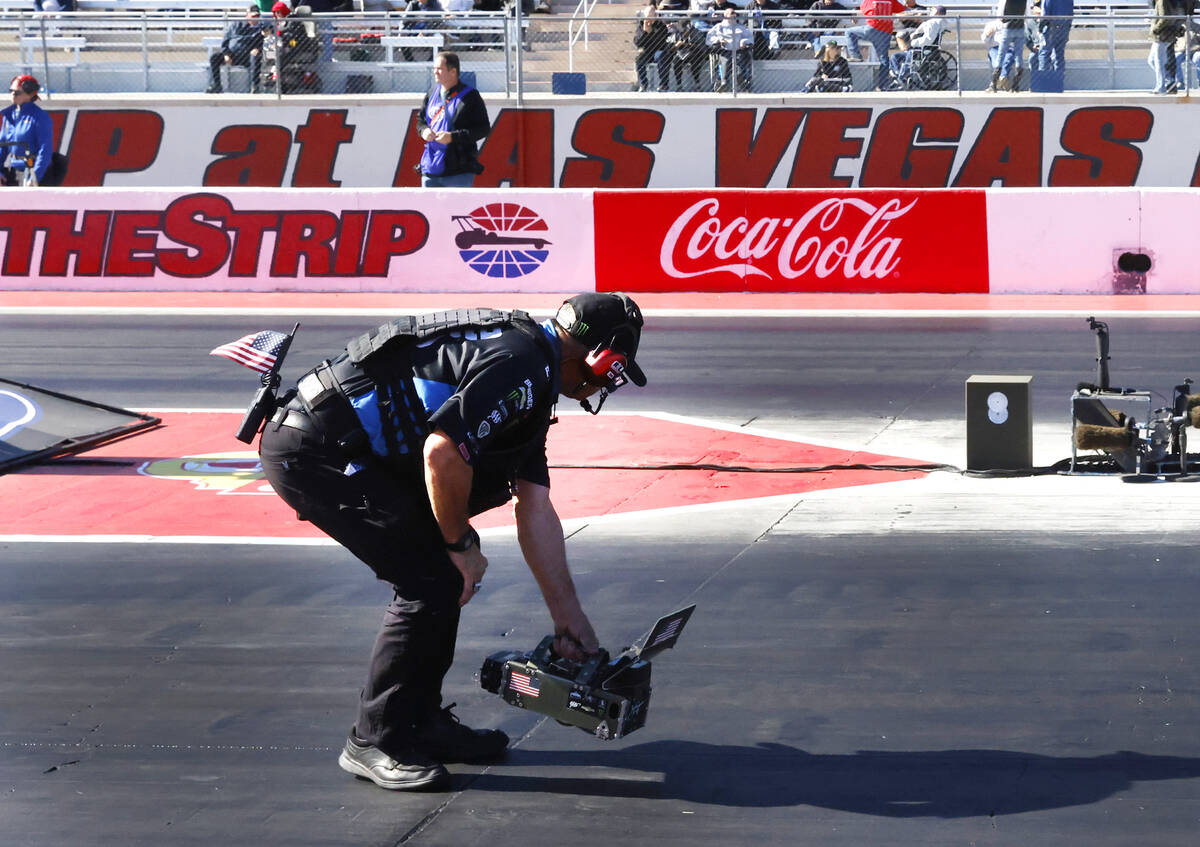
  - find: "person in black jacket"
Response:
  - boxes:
[207,5,267,93]
[258,294,648,791]
[804,41,853,90]
[416,51,490,187]
[667,16,708,90]
[634,3,670,92]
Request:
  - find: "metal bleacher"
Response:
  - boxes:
[7,1,532,94]
[2,1,1185,95]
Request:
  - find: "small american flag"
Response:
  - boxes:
[509,670,540,699]
[648,618,682,649]
[210,330,290,375]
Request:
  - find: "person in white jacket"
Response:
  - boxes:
[887,5,947,79]
[706,7,754,90]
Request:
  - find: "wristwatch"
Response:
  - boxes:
[445,525,479,553]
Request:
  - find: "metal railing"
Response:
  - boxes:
[4,8,1195,98]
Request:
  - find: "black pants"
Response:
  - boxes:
[209,49,262,91]
[671,53,707,90]
[635,49,670,90]
[259,403,463,757]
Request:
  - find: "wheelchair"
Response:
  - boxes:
[884,44,957,91]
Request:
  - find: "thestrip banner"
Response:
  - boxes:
[0,188,593,292]
[593,189,990,293]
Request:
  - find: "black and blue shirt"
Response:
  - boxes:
[349,318,560,508]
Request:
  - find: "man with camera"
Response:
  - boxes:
[258,293,647,791]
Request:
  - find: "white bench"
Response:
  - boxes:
[379,32,443,64]
[445,15,531,51]
[19,34,86,65]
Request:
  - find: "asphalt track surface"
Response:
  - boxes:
[6,298,1200,846]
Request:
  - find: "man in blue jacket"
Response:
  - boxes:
[416,52,490,187]
[207,5,267,93]
[0,75,53,186]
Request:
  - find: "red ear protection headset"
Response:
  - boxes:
[582,346,630,390]
[555,295,643,414]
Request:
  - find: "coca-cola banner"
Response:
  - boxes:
[0,188,593,292]
[594,190,988,293]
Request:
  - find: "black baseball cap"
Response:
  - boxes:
[554,292,647,386]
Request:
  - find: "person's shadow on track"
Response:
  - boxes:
[466,741,1200,817]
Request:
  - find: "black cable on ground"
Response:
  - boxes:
[547,457,1122,479]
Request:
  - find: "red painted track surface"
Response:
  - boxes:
[0,412,927,538]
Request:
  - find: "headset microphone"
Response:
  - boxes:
[554,293,646,414]
[579,389,609,416]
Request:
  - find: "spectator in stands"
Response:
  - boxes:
[400,0,444,54]
[706,7,754,90]
[270,2,321,93]
[1037,0,1072,74]
[804,40,852,90]
[846,0,907,90]
[888,4,945,80]
[34,0,74,11]
[892,0,925,48]
[667,15,710,90]
[801,0,849,55]
[405,0,444,26]
[0,75,53,186]
[207,5,267,94]
[1175,26,1200,88]
[402,0,444,59]
[745,0,782,58]
[981,16,1002,85]
[1149,0,1186,93]
[1017,0,1043,86]
[417,51,490,186]
[992,0,1027,92]
[634,3,671,92]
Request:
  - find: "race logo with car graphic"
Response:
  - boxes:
[138,452,272,494]
[453,203,551,279]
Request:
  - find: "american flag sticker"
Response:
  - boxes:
[509,670,540,699]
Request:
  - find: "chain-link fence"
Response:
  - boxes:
[5,6,1197,97]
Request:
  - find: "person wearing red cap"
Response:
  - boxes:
[0,75,53,185]
[257,293,647,791]
[266,0,321,93]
